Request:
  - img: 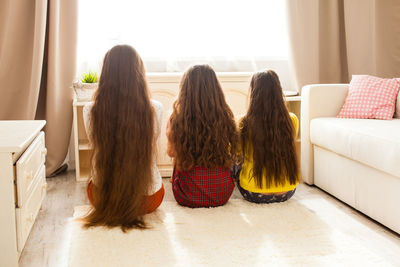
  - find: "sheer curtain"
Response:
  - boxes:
[77,0,295,90]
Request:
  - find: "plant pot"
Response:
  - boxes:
[73,82,98,101]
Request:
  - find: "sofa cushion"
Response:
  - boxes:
[310,118,400,178]
[337,75,400,120]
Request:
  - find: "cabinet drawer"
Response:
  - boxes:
[15,132,46,207]
[15,165,47,252]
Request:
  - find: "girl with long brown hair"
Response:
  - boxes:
[234,70,299,203]
[82,45,164,231]
[167,64,238,208]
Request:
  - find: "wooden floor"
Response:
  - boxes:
[19,171,400,267]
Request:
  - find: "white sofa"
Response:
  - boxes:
[301,84,400,234]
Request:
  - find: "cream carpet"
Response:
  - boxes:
[69,199,394,267]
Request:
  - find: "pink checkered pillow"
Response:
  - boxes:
[338,75,400,120]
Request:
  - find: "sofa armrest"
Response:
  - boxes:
[301,84,349,185]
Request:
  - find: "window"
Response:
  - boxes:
[77,0,294,89]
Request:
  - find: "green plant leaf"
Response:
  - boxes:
[80,71,98,83]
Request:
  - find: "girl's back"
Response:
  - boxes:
[239,112,299,193]
[83,98,164,196]
[82,45,163,231]
[236,70,299,203]
[167,65,238,208]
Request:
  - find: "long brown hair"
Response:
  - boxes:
[83,45,154,231]
[169,65,238,170]
[240,70,299,188]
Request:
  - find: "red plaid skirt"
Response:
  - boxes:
[172,166,234,208]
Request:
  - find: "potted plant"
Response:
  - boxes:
[73,71,99,101]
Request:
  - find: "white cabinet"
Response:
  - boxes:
[0,120,46,267]
[72,73,301,181]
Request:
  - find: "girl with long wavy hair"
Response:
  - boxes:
[167,65,238,208]
[234,70,299,203]
[82,45,164,231]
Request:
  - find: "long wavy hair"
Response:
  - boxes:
[240,70,299,188]
[169,65,238,170]
[83,45,154,231]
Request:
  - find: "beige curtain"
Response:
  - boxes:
[0,0,77,176]
[286,0,400,92]
[0,0,47,119]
